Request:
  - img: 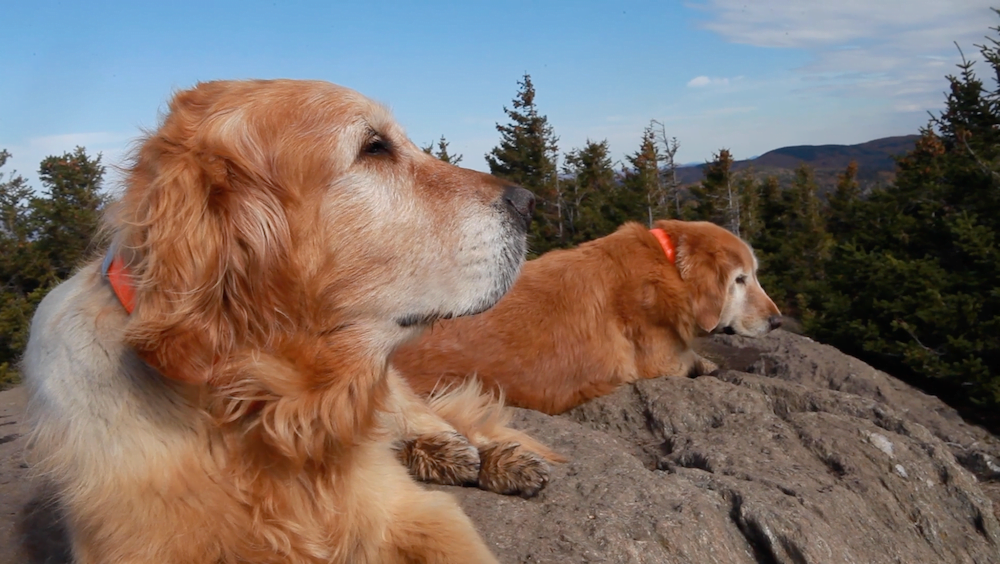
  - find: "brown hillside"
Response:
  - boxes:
[677,134,920,194]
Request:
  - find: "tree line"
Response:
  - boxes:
[3,20,999,429]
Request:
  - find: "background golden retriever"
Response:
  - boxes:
[23,79,554,563]
[393,220,782,414]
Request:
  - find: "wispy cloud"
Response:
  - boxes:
[691,0,996,112]
[688,75,724,87]
[686,75,740,88]
[2,131,135,192]
[25,131,133,153]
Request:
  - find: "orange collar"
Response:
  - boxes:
[650,228,676,263]
[101,246,136,314]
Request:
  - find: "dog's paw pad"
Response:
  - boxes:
[395,432,480,486]
[477,442,551,498]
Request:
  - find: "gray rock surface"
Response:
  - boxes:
[443,331,1000,563]
[2,330,999,563]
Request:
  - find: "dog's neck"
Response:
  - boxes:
[649,228,676,264]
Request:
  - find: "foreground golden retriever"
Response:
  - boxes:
[23,79,556,563]
[394,220,782,414]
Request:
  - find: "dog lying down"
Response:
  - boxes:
[23,79,558,563]
[393,220,783,415]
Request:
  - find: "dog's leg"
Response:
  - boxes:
[383,371,481,486]
[691,352,720,376]
[425,379,564,498]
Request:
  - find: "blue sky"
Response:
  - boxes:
[1,0,996,189]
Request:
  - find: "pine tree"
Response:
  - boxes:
[422,135,463,165]
[689,149,741,233]
[486,74,561,255]
[32,147,108,283]
[562,139,619,244]
[747,165,831,322]
[827,161,861,240]
[783,165,832,321]
[735,167,762,241]
[622,124,664,227]
[751,175,789,306]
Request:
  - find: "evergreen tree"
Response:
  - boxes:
[0,147,107,386]
[812,18,1000,419]
[782,164,833,322]
[422,135,463,165]
[689,149,744,234]
[32,147,108,283]
[750,175,789,306]
[562,139,619,244]
[827,161,861,240]
[622,124,665,227]
[735,167,762,242]
[486,74,561,255]
[747,165,831,322]
[0,151,35,385]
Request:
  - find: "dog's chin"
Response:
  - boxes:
[393,280,516,328]
[396,244,525,329]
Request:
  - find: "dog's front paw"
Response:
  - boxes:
[395,431,480,486]
[477,442,551,498]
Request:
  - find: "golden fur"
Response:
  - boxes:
[393,220,782,414]
[23,79,556,563]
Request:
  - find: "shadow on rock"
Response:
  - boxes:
[18,483,71,564]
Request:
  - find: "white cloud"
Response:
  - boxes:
[687,75,731,88]
[691,0,997,112]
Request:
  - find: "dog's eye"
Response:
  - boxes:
[363,136,391,157]
[735,275,747,285]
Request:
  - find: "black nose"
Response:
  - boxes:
[502,185,535,226]
[768,315,783,331]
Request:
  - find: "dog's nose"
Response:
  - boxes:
[768,315,783,331]
[502,185,535,225]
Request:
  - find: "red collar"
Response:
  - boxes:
[101,246,136,314]
[649,228,676,263]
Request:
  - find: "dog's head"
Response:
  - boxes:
[110,79,532,384]
[655,220,781,337]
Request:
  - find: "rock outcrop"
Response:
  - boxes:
[442,331,1000,563]
[2,331,999,563]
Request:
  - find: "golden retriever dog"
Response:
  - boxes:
[23,79,557,563]
[393,220,783,415]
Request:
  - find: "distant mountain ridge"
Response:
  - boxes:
[676,135,921,192]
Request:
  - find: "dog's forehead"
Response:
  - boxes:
[714,229,756,271]
[309,85,402,137]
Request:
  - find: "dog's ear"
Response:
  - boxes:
[684,255,726,333]
[114,82,293,384]
[658,221,727,333]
